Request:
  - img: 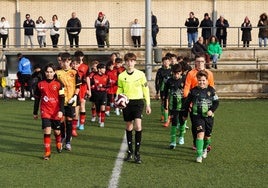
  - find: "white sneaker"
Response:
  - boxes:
[99,122,104,128]
[178,137,184,145]
[65,143,71,151]
[196,156,202,163]
[18,97,25,101]
[202,149,208,159]
[91,117,96,122]
[30,97,35,101]
[105,111,110,116]
[115,108,120,116]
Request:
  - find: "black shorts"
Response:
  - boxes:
[123,99,144,122]
[89,90,96,102]
[94,91,107,106]
[42,118,61,130]
[64,105,75,118]
[169,110,184,127]
[191,115,214,137]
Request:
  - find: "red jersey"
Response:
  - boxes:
[34,79,64,120]
[116,66,125,74]
[106,69,118,94]
[91,73,110,92]
[77,63,89,83]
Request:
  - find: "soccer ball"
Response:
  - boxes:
[114,94,129,109]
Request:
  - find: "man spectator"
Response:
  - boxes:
[152,12,159,47]
[95,12,109,48]
[192,37,211,69]
[185,12,199,48]
[66,12,82,48]
[17,53,33,101]
[200,13,213,45]
[23,14,35,48]
[216,15,229,47]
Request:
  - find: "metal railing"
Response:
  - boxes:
[1,26,266,49]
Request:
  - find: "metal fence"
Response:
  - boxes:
[1,26,266,48]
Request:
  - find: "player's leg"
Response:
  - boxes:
[194,118,205,163]
[202,117,214,158]
[42,119,52,160]
[105,93,112,116]
[52,120,62,153]
[169,110,178,149]
[78,98,86,130]
[72,105,79,136]
[178,111,186,145]
[65,106,75,151]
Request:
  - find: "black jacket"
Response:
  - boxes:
[200,18,213,39]
[66,18,82,34]
[23,19,35,35]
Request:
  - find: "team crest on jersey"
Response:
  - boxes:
[207,91,211,96]
[53,85,58,90]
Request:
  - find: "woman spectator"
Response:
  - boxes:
[0,17,10,48]
[241,16,252,47]
[257,13,268,47]
[207,36,222,69]
[36,16,47,48]
[49,15,60,48]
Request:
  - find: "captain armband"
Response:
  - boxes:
[59,88,65,95]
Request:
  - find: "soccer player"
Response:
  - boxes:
[88,60,99,122]
[90,63,110,127]
[163,63,186,149]
[182,70,219,163]
[56,52,81,151]
[105,61,119,116]
[73,50,91,133]
[155,56,172,127]
[183,54,215,150]
[33,63,65,160]
[117,52,151,164]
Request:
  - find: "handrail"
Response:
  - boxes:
[1,26,267,49]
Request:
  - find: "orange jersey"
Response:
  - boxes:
[183,69,215,97]
[56,69,81,106]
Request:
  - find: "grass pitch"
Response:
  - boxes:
[0,99,267,188]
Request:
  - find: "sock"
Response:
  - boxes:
[135,130,142,155]
[72,119,78,128]
[170,126,177,144]
[60,122,65,139]
[126,130,133,153]
[196,138,204,157]
[80,112,86,125]
[164,110,169,122]
[203,138,211,150]
[161,105,164,117]
[105,106,110,113]
[100,111,105,123]
[179,121,186,137]
[66,120,72,143]
[55,133,61,144]
[91,107,96,117]
[44,134,51,153]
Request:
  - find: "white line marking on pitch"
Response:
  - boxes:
[108,133,127,188]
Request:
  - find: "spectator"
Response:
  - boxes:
[207,35,222,69]
[216,15,229,47]
[131,18,142,47]
[241,16,252,47]
[200,13,213,45]
[66,12,82,48]
[49,14,60,48]
[23,14,35,48]
[185,12,199,48]
[257,13,268,47]
[0,17,10,48]
[95,12,109,48]
[192,37,211,69]
[35,16,47,48]
[152,12,159,47]
[17,53,33,101]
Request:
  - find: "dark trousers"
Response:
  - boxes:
[152,33,157,47]
[68,33,79,48]
[96,34,105,48]
[0,34,8,48]
[132,36,141,47]
[19,74,32,98]
[50,34,59,48]
[218,35,227,47]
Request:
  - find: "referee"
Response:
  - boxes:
[117,53,151,164]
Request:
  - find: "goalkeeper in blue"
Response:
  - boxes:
[163,63,187,149]
[182,70,219,163]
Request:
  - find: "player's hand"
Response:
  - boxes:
[86,90,91,98]
[33,115,38,120]
[68,94,77,105]
[146,105,151,115]
[58,111,63,119]
[207,110,214,117]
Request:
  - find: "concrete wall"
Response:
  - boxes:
[1,0,268,48]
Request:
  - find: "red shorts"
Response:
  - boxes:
[79,83,88,100]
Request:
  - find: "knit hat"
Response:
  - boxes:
[98,12,104,17]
